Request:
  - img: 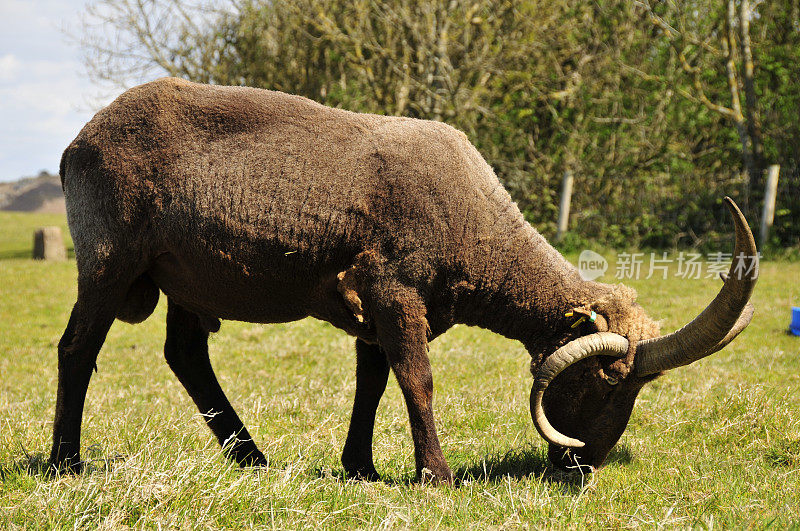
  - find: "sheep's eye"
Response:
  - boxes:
[605,375,619,386]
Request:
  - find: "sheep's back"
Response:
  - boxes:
[60,78,521,299]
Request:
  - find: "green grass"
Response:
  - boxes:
[1,211,799,528]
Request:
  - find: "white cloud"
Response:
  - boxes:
[0,65,103,177]
[1,59,94,114]
[0,0,102,180]
[0,54,21,81]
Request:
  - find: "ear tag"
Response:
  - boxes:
[566,309,597,328]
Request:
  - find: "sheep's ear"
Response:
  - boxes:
[568,308,609,333]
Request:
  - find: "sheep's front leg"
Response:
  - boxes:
[341,339,390,480]
[375,294,453,484]
[164,299,266,467]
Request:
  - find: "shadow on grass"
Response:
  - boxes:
[324,467,415,486]
[0,452,52,479]
[0,250,34,260]
[322,451,582,488]
[605,443,634,466]
[455,443,635,489]
[0,247,75,260]
[323,445,634,489]
[456,447,550,482]
[0,446,121,481]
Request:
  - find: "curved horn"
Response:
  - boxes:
[531,332,629,448]
[634,197,758,376]
[705,299,754,356]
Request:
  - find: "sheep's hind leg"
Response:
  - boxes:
[341,339,390,480]
[164,299,266,467]
[49,285,121,473]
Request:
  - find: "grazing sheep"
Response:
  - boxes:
[52,78,757,482]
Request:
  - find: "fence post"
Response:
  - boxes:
[33,226,66,261]
[556,169,573,243]
[759,164,780,247]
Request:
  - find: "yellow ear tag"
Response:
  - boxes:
[570,316,587,328]
[566,309,598,328]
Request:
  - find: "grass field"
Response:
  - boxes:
[1,211,799,528]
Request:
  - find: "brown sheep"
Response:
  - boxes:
[52,78,758,482]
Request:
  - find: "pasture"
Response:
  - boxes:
[1,211,798,528]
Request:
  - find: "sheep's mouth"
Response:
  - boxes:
[547,444,603,474]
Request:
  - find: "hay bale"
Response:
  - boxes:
[33,226,66,261]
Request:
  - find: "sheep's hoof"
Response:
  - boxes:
[234,448,268,468]
[343,464,381,482]
[46,455,84,476]
[417,464,454,485]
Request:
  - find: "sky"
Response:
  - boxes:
[0,0,112,182]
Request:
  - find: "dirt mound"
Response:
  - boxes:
[0,173,66,214]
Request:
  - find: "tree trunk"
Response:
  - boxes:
[556,169,574,243]
[725,0,757,215]
[759,165,780,247]
[738,0,765,195]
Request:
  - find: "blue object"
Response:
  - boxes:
[791,307,800,336]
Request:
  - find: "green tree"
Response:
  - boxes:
[76,0,800,250]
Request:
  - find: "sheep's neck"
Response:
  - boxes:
[452,224,601,348]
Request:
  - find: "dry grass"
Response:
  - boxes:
[1,211,799,528]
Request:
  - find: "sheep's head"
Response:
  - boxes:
[535,342,659,472]
[531,197,758,472]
